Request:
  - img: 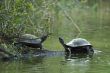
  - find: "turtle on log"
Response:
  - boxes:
[14,34,50,54]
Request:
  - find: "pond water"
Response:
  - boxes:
[0,0,110,73]
[0,50,110,73]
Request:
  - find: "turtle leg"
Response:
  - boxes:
[32,44,43,54]
[40,46,42,50]
[39,44,44,50]
[89,47,94,56]
[65,47,71,56]
[86,46,94,58]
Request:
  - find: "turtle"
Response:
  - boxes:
[14,33,50,54]
[14,34,50,54]
[59,37,94,56]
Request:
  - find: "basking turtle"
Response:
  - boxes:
[15,34,49,51]
[59,37,94,56]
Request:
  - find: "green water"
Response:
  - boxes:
[0,0,110,73]
[0,51,110,73]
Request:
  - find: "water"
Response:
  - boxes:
[0,50,109,73]
[0,0,110,73]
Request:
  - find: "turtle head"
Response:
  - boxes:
[59,37,67,48]
[59,37,65,45]
[40,33,51,43]
[59,37,72,53]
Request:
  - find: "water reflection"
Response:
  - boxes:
[61,49,102,73]
[65,53,92,60]
[0,49,109,73]
[61,53,91,73]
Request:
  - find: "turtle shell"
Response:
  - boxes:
[66,38,92,47]
[18,34,41,44]
[20,34,38,39]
